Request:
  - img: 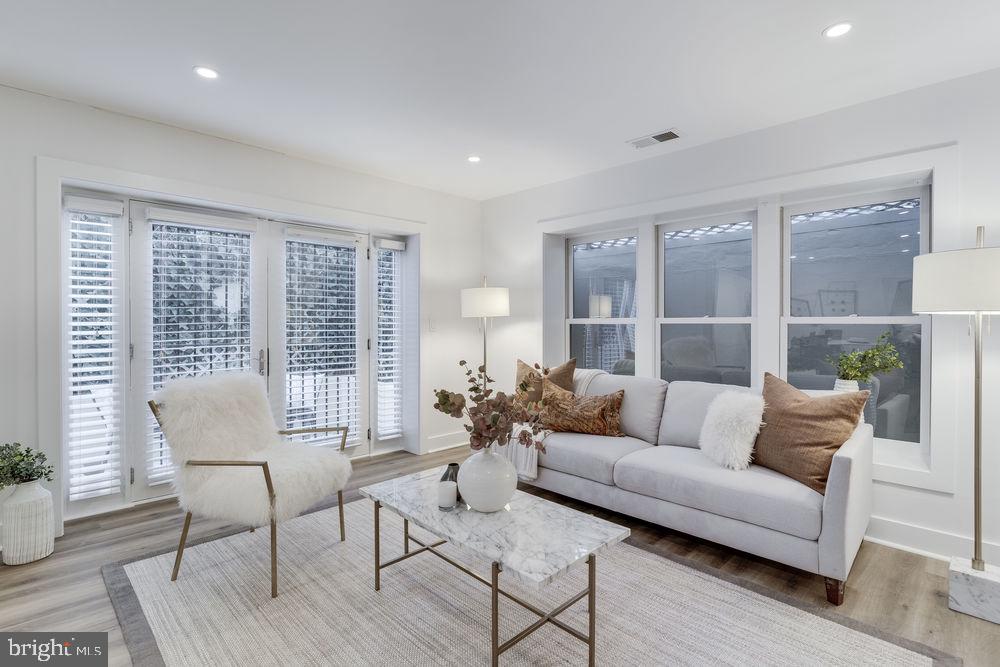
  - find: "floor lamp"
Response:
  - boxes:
[460,280,510,379]
[913,225,1000,623]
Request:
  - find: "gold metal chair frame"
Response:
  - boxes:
[372,500,597,666]
[148,400,348,598]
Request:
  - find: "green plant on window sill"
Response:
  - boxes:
[0,443,55,488]
[826,331,904,383]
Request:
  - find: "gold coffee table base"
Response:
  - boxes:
[372,500,597,666]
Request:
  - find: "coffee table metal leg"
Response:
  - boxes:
[588,554,596,667]
[491,561,501,667]
[372,513,598,665]
[374,501,381,592]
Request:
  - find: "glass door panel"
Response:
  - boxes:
[269,228,370,454]
[128,203,266,501]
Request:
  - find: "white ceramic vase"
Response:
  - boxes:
[457,446,517,513]
[834,378,860,393]
[1,480,55,565]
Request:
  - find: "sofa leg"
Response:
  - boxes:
[824,577,845,605]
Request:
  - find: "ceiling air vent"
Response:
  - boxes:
[628,129,679,149]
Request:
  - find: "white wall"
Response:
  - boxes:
[482,66,1000,562]
[0,85,482,529]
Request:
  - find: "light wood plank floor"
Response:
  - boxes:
[2,447,998,666]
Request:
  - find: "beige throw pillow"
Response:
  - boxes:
[754,373,869,494]
[516,358,576,403]
[541,380,625,437]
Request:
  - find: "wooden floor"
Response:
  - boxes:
[2,447,998,666]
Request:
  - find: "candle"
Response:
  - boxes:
[438,481,458,510]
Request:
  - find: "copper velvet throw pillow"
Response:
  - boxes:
[516,358,576,403]
[754,373,869,494]
[541,380,625,437]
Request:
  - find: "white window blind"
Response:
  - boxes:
[285,238,360,444]
[376,246,404,438]
[66,202,124,502]
[145,222,253,485]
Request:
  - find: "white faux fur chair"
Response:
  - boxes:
[149,372,352,598]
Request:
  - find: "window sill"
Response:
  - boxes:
[873,437,952,493]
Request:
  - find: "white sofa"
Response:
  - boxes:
[525,370,873,605]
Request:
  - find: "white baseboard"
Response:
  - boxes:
[866,515,1000,563]
[427,440,470,454]
[424,430,469,454]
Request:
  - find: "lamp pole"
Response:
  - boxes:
[973,226,985,571]
[481,314,488,381]
[481,275,488,383]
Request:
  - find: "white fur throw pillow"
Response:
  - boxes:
[699,391,766,470]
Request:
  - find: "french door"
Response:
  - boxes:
[126,203,370,502]
[266,225,369,452]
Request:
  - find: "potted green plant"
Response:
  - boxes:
[0,443,56,565]
[827,331,904,393]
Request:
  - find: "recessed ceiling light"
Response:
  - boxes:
[193,66,219,79]
[467,155,481,163]
[900,234,910,238]
[823,22,852,38]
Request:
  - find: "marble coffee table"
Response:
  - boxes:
[360,467,630,666]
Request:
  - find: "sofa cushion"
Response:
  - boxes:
[657,381,758,447]
[613,446,823,540]
[754,373,869,495]
[541,380,625,436]
[583,374,668,444]
[538,432,651,485]
[516,358,575,403]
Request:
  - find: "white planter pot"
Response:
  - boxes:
[457,446,517,513]
[1,480,55,565]
[834,379,860,393]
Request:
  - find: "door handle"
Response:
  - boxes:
[258,349,267,376]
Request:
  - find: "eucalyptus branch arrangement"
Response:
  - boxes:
[0,443,55,487]
[827,331,904,383]
[433,360,547,451]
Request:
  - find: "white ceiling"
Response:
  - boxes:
[3,1,1000,200]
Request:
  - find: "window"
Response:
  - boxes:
[64,196,126,503]
[284,236,361,444]
[783,190,929,444]
[375,243,405,439]
[146,220,254,485]
[567,235,637,374]
[658,215,753,385]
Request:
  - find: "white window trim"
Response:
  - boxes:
[655,210,757,385]
[780,186,934,487]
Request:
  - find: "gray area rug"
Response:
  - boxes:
[103,498,959,666]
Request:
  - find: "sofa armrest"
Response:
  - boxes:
[818,422,873,581]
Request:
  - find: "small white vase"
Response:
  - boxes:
[457,446,517,513]
[1,480,55,565]
[834,379,860,393]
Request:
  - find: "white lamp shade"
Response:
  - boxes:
[589,294,613,318]
[461,287,509,318]
[912,247,1000,313]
